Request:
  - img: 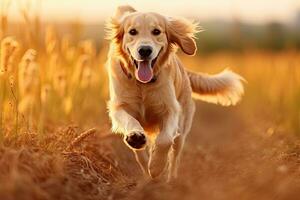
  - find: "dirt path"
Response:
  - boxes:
[0,102,300,200]
[97,102,300,200]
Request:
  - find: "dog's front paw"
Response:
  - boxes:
[124,132,147,150]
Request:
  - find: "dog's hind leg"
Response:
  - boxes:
[168,134,185,181]
[134,149,149,176]
[168,99,195,181]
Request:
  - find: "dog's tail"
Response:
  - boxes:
[187,69,245,106]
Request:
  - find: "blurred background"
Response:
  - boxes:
[0,0,299,135]
[0,0,300,135]
[1,1,300,200]
[7,0,300,53]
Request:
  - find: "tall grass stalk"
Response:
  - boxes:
[10,76,19,137]
[0,74,7,142]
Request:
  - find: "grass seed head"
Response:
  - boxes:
[0,37,19,74]
[18,49,39,97]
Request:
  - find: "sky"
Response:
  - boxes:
[7,0,300,24]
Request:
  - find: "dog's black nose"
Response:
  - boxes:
[138,46,152,58]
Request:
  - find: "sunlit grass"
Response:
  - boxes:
[182,51,300,135]
[1,2,300,199]
[0,0,298,139]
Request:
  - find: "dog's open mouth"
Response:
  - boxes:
[133,57,157,83]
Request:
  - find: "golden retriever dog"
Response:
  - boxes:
[106,5,245,181]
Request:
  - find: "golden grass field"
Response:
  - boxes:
[1,4,300,200]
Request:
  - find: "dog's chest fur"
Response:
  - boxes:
[110,59,182,134]
[126,81,174,133]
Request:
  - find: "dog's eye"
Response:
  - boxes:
[129,29,138,36]
[152,29,161,36]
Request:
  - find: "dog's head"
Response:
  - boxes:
[106,5,198,83]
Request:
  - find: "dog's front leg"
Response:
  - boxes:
[148,111,179,179]
[110,108,147,150]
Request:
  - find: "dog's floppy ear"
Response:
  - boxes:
[106,5,136,41]
[167,18,199,55]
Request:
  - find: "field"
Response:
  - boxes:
[1,6,300,200]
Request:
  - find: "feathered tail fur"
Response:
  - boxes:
[187,69,245,106]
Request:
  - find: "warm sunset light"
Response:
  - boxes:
[8,0,300,24]
[1,1,300,200]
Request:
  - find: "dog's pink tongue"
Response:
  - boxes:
[135,61,153,83]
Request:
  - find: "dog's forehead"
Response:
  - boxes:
[124,12,165,27]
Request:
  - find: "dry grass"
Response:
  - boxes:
[0,127,135,200]
[0,4,300,199]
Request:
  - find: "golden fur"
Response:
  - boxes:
[106,5,245,181]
